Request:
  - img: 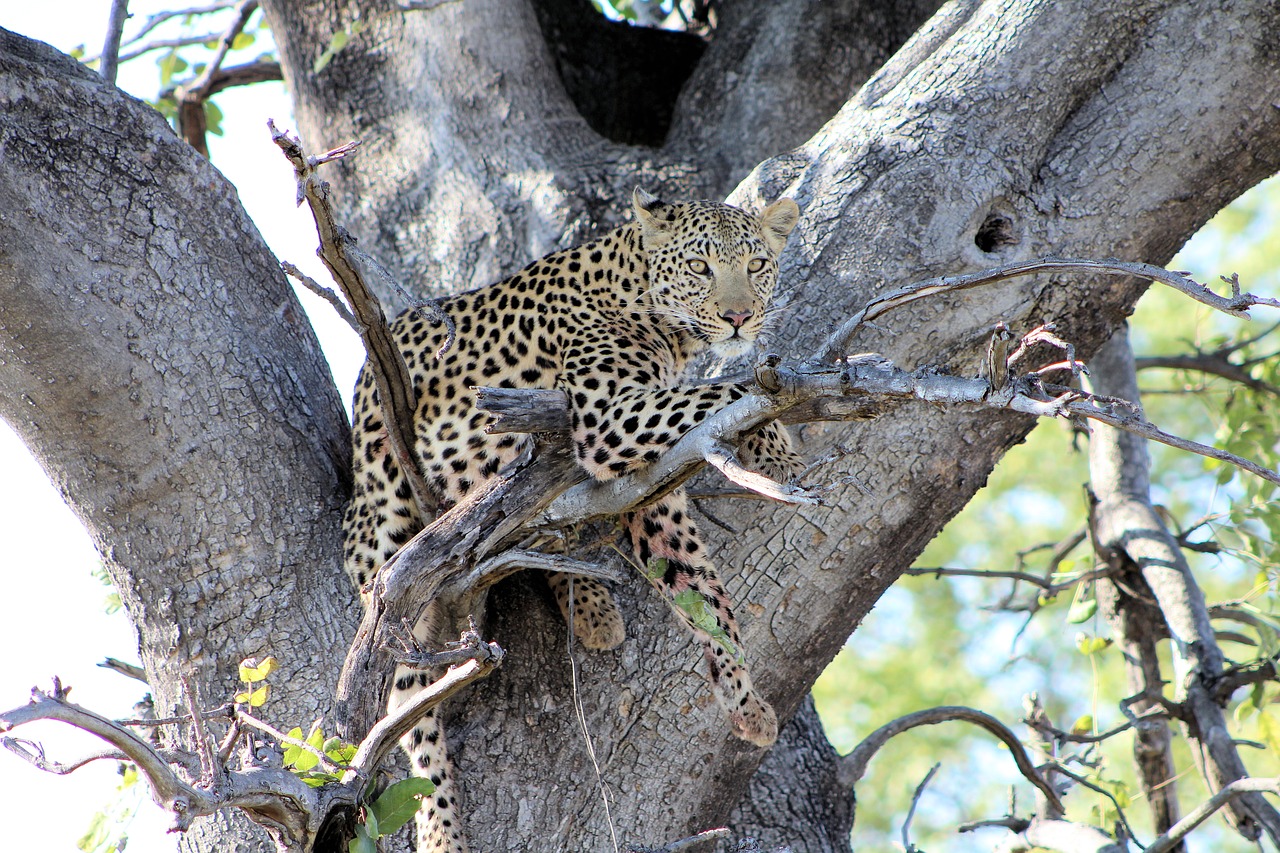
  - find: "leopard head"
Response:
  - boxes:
[633,187,800,358]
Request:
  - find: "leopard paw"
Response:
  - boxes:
[730,691,779,747]
[573,602,626,651]
[549,574,626,651]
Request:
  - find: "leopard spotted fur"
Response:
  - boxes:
[342,189,801,851]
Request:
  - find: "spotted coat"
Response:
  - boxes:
[342,189,802,852]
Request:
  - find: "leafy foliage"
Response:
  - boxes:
[814,174,1280,850]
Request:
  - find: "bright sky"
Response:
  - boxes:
[1,5,362,850]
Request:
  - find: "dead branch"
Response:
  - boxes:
[836,705,1064,815]
[344,650,503,789]
[282,260,359,332]
[270,123,439,518]
[1136,352,1280,396]
[0,628,502,851]
[1145,776,1280,853]
[1088,325,1280,845]
[99,656,148,683]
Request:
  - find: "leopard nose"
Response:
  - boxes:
[722,310,753,328]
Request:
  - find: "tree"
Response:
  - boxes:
[2,0,1280,851]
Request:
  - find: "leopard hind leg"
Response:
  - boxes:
[624,491,778,747]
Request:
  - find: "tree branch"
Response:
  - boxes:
[836,705,1064,815]
[270,123,439,518]
[1089,325,1280,845]
[812,258,1279,366]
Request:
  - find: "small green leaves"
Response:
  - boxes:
[1074,633,1110,656]
[239,656,279,683]
[645,557,669,580]
[236,656,278,706]
[1070,714,1095,735]
[234,683,270,707]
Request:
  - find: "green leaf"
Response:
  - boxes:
[364,807,380,840]
[204,100,224,137]
[77,813,109,851]
[349,824,377,853]
[231,32,256,50]
[237,653,278,685]
[1066,597,1098,624]
[1070,714,1094,735]
[645,557,669,580]
[1074,633,1109,656]
[370,778,437,835]
[247,683,270,707]
[282,726,305,766]
[292,748,319,773]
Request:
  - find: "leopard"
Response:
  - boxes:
[342,188,802,852]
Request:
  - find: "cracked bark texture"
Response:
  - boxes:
[0,30,356,852]
[2,0,1280,850]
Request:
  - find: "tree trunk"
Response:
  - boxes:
[2,0,1279,850]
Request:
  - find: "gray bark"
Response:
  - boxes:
[0,30,356,851]
[2,0,1280,850]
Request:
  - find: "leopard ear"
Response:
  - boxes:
[633,186,675,247]
[760,198,800,253]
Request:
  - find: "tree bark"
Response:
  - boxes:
[2,0,1280,850]
[0,30,355,852]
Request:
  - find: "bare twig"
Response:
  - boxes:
[282,260,359,332]
[1146,777,1280,853]
[174,0,259,155]
[902,762,942,852]
[100,0,131,84]
[837,705,1064,815]
[99,657,148,683]
[1045,762,1143,844]
[345,650,503,788]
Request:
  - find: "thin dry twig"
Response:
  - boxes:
[902,762,942,852]
[813,257,1280,364]
[282,260,360,332]
[100,0,130,84]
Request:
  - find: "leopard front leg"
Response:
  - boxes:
[625,491,777,747]
[390,606,470,853]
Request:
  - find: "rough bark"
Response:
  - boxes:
[2,0,1280,851]
[0,30,356,852]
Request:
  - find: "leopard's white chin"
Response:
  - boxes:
[711,336,756,359]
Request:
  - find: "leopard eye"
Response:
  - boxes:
[687,259,711,276]
[747,258,767,274]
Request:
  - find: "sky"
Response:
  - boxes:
[1,5,361,850]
